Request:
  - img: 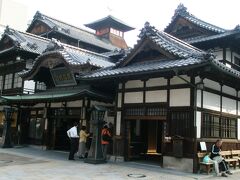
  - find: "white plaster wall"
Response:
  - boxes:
[146,77,167,87]
[125,80,143,89]
[169,88,190,107]
[67,100,82,107]
[116,111,121,135]
[203,91,220,112]
[213,48,223,61]
[203,79,221,91]
[222,85,236,96]
[117,93,122,108]
[226,48,231,62]
[222,97,236,115]
[196,111,201,138]
[50,102,62,108]
[145,90,167,103]
[23,80,35,94]
[118,83,122,89]
[195,76,201,83]
[238,101,240,115]
[238,119,240,140]
[170,75,190,85]
[124,92,143,104]
[33,103,45,108]
[90,101,113,107]
[197,90,202,108]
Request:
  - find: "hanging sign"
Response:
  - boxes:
[50,67,77,86]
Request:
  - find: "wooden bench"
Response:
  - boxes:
[197,152,213,174]
[231,150,240,168]
[220,151,238,169]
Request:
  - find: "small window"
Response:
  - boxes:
[0,76,3,90]
[13,73,22,88]
[234,56,240,66]
[36,81,46,91]
[4,74,13,89]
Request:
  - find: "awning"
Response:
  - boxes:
[0,85,113,104]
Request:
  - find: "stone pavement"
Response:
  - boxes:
[0,147,240,180]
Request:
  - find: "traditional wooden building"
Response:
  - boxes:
[80,22,240,172]
[27,12,134,52]
[1,4,240,174]
[1,38,115,149]
[0,27,50,141]
[165,4,240,71]
[0,13,133,147]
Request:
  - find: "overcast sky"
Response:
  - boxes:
[13,0,240,47]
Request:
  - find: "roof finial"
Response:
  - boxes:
[175,3,188,15]
[144,21,150,28]
[4,25,13,35]
[34,11,42,20]
[234,24,240,30]
[138,21,156,38]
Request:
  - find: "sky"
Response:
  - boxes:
[10,0,240,47]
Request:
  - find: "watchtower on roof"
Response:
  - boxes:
[85,15,134,49]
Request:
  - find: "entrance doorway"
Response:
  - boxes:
[48,108,81,150]
[127,119,164,164]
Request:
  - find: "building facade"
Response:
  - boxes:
[0,13,133,148]
[0,3,240,173]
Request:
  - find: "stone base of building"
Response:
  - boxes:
[163,156,193,173]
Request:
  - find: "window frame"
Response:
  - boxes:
[201,112,237,139]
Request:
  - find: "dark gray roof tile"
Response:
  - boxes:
[3,26,50,54]
[186,28,240,44]
[27,12,119,51]
[165,4,226,34]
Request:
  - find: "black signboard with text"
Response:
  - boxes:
[50,67,77,86]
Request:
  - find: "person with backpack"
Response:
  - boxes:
[101,125,111,160]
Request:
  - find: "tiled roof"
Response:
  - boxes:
[81,22,240,80]
[82,57,206,79]
[82,53,240,80]
[165,4,226,34]
[2,26,50,54]
[0,85,113,103]
[27,11,119,51]
[117,22,206,67]
[85,15,135,32]
[186,25,240,44]
[19,39,114,78]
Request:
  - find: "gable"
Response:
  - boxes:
[0,36,14,51]
[121,39,175,67]
[166,17,216,40]
[27,20,51,35]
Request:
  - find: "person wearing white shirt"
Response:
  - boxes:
[67,122,79,160]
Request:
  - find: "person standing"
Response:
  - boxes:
[78,126,90,159]
[67,122,79,160]
[101,125,111,160]
[210,139,232,177]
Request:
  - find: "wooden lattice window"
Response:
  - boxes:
[201,113,237,139]
[125,106,167,117]
[125,107,145,116]
[221,117,237,139]
[146,107,167,116]
[170,111,192,137]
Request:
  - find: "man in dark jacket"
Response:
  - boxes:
[210,139,232,177]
